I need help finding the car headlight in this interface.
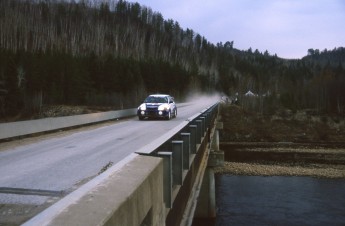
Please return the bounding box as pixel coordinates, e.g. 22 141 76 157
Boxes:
138 104 146 110
158 104 169 111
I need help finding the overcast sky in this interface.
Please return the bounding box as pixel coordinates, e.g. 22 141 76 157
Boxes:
132 0 345 59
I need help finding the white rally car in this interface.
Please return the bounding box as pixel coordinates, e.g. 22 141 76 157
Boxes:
137 94 177 120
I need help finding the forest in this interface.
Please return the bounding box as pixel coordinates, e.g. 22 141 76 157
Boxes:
0 0 344 121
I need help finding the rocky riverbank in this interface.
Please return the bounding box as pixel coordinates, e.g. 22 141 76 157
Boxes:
216 104 345 179
215 161 345 179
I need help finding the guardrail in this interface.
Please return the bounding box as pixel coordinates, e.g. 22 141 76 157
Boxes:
136 102 219 225
0 108 137 140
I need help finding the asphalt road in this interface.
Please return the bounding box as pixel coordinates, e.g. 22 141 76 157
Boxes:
0 98 218 209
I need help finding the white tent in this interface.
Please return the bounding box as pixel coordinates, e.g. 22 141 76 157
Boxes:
245 90 256 96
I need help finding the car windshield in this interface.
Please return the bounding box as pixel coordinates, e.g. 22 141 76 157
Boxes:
144 96 168 103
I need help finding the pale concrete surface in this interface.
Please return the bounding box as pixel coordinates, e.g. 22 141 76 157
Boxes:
23 155 166 226
0 108 136 140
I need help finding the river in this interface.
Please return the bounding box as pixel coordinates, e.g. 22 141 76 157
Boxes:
215 175 345 226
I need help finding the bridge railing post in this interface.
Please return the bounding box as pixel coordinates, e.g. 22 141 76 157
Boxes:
202 114 209 129
157 152 173 208
199 117 206 135
171 141 183 185
189 125 197 154
195 120 202 144
180 133 191 170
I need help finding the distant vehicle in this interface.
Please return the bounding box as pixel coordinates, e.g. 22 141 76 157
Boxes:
137 94 177 120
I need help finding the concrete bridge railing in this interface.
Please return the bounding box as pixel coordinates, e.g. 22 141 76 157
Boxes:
23 102 223 226
0 108 137 140
136 103 220 226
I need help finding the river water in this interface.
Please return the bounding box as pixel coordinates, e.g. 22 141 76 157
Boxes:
215 175 345 226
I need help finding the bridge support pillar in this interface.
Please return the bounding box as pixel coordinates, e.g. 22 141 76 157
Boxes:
194 167 216 219
194 121 224 223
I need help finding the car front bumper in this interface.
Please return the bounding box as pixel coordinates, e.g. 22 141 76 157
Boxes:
137 109 169 118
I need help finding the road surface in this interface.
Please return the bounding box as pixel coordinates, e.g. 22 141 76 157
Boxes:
0 98 218 224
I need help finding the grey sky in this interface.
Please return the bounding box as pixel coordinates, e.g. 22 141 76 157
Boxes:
132 0 345 59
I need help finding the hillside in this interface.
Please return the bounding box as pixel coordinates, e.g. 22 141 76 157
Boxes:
0 0 344 122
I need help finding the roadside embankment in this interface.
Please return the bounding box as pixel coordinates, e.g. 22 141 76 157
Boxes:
216 104 345 179
215 142 345 178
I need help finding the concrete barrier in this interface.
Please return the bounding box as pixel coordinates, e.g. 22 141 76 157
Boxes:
23 154 166 226
0 108 137 140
